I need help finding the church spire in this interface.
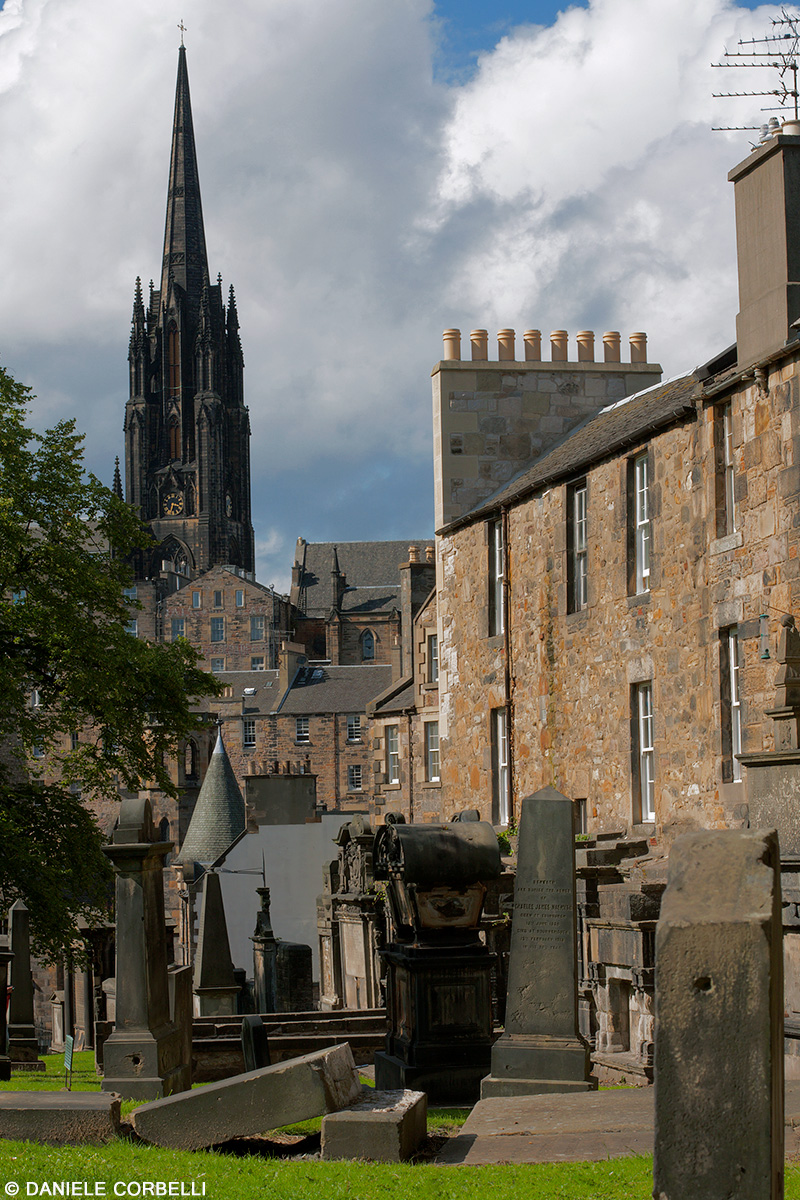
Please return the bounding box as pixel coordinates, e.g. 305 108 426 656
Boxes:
160 45 209 312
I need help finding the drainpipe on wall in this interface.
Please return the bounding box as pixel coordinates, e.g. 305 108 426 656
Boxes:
501 506 515 822
407 711 414 824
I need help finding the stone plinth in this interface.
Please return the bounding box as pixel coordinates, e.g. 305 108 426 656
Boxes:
321 1088 427 1162
375 942 494 1104
482 788 593 1098
653 828 783 1200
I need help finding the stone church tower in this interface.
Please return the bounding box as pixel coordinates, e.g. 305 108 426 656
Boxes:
124 46 255 578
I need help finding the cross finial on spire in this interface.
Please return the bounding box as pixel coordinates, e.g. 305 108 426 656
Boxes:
178 20 187 47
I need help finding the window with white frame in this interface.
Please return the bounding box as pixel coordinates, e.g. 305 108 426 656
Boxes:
296 717 310 743
123 586 138 601
243 717 256 748
250 614 265 641
171 617 185 641
425 721 440 783
386 724 400 784
348 764 363 791
210 657 224 673
192 591 201 608
632 453 651 595
126 618 139 637
427 633 439 683
721 626 742 783
347 714 362 743
251 656 265 671
488 518 504 636
633 681 655 821
716 402 737 538
210 616 225 643
492 708 510 826
235 589 245 608
567 480 588 613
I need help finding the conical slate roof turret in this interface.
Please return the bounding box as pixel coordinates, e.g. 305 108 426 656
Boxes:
175 725 246 867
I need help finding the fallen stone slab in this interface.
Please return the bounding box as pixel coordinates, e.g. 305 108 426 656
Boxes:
321 1088 427 1162
132 1042 360 1150
0 1092 121 1145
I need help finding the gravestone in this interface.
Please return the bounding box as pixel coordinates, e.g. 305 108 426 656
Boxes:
241 1014 270 1071
252 886 278 1012
193 872 238 1016
101 797 190 1100
481 787 594 1097
0 944 11 1082
653 828 784 1200
7 901 42 1067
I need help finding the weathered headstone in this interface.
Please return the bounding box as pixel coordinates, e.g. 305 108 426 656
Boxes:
0 944 12 1082
132 1042 361 1150
7 901 41 1067
241 1014 270 1072
101 797 190 1100
481 787 594 1097
193 871 238 1016
653 828 784 1200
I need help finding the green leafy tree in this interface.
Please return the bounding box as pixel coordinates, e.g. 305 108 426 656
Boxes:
0 364 220 961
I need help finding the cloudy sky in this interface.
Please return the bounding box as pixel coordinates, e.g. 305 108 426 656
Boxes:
0 0 772 589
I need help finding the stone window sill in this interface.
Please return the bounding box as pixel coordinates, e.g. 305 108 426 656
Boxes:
627 592 650 609
420 780 441 789
710 529 743 556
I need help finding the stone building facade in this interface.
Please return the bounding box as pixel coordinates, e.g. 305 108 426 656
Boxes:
428 127 800 1078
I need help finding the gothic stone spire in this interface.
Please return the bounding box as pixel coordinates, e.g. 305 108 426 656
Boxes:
160 45 209 313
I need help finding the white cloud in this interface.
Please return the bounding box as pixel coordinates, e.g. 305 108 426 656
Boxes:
0 0 781 584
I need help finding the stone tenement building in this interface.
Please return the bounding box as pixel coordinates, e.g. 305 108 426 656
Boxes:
427 124 800 1079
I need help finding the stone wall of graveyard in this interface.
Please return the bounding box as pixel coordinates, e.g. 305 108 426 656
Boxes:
437 355 800 844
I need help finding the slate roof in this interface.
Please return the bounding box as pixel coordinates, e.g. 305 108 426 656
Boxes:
277 664 394 714
174 726 247 866
441 373 699 533
294 540 434 617
368 676 416 715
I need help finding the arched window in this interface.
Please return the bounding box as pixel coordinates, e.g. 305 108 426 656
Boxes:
168 322 181 397
184 739 197 779
168 419 180 461
362 629 375 661
159 816 171 842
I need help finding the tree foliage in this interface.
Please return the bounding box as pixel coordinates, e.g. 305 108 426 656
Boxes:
0 364 220 961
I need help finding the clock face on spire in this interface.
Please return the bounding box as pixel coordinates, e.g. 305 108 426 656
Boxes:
163 490 184 517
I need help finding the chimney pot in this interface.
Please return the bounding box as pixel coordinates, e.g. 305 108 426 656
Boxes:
408 545 419 563
577 331 595 362
630 332 648 363
425 545 434 564
442 328 461 360
498 329 516 361
523 329 541 361
471 329 488 360
551 330 568 361
603 331 621 362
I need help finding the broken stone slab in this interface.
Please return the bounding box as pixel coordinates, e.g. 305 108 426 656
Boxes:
132 1042 360 1150
0 1092 121 1145
321 1088 427 1162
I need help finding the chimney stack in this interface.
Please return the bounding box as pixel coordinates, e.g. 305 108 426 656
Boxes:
729 126 800 367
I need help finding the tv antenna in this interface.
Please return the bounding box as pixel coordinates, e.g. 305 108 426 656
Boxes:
712 9 800 142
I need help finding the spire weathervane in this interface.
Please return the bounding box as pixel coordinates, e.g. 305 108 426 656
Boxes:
178 20 187 47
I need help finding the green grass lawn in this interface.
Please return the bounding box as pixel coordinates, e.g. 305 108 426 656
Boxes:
3 1054 800 1198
